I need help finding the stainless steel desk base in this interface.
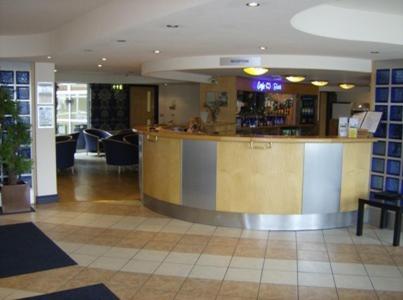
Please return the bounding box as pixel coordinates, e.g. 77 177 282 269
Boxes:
143 195 357 231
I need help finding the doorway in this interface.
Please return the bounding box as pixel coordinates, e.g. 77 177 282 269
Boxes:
129 86 158 126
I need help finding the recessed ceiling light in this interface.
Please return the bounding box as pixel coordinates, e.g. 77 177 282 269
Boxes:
285 75 305 83
97 64 103 68
47 56 52 59
243 67 268 76
246 2 260 7
116 39 126 43
166 24 179 28
370 51 379 54
259 46 267 51
101 57 107 61
53 69 57 73
153 50 161 54
339 83 355 90
311 80 328 87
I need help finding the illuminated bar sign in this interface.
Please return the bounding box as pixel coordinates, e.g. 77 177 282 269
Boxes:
255 80 283 92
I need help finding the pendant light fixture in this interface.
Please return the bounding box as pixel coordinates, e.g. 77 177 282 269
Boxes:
243 67 269 76
285 75 305 83
339 83 355 90
311 80 328 87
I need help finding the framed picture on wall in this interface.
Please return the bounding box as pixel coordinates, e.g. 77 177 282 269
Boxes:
206 91 228 107
37 82 54 104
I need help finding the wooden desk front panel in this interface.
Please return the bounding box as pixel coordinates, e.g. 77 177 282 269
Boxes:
143 136 182 205
216 142 304 214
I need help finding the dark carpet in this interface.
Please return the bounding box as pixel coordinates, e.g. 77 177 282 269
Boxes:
0 222 76 278
20 284 119 300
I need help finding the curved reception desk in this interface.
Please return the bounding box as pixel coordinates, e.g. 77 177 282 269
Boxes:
138 130 374 230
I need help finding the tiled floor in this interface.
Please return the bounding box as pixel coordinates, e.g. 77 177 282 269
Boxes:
1 200 403 300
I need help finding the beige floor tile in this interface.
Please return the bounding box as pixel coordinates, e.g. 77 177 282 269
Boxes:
69 253 98 266
298 272 335 288
104 282 139 300
267 240 297 250
365 264 402 277
4 289 42 299
297 242 327 251
261 270 297 285
165 251 200 264
144 240 176 251
230 256 264 269
337 288 378 300
187 224 216 236
74 244 111 256
89 256 129 271
371 276 403 292
203 244 235 256
331 262 367 275
133 287 176 300
377 290 403 299
121 259 160 274
359 253 395 265
264 259 297 272
334 274 373 290
219 280 259 298
154 262 193 277
134 249 169 262
175 294 217 300
328 250 362 263
208 237 239 247
108 271 150 288
224 268 261 283
298 286 338 300
143 275 185 292
179 278 222 297
196 254 232 267
241 230 268 240
265 248 297 260
269 232 296 241
102 246 139 259
173 243 205 254
180 234 211 245
258 283 297 299
234 245 266 258
298 261 332 273
298 250 329 262
189 265 227 280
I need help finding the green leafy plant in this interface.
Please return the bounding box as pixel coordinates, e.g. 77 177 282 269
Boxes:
0 87 32 185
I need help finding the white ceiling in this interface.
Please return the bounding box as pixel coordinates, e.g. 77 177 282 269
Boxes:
0 0 402 86
0 0 111 35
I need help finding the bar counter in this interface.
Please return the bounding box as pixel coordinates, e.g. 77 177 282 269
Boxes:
138 129 375 230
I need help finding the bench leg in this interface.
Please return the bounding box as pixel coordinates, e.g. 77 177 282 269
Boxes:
393 211 402 246
380 207 388 229
356 200 365 236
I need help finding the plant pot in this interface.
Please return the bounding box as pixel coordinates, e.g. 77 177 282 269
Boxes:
1 182 31 214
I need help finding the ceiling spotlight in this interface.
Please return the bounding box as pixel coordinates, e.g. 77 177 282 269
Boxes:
339 83 355 90
246 2 260 7
166 24 179 28
47 56 52 59
53 69 57 73
116 39 126 43
259 46 267 51
101 57 107 61
285 75 305 83
153 50 161 54
243 67 269 76
97 64 103 68
311 80 328 87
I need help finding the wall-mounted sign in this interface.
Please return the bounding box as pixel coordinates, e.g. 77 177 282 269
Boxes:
37 82 54 104
255 80 283 92
220 56 261 66
37 105 54 128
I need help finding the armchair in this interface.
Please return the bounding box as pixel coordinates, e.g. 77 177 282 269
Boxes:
83 128 112 156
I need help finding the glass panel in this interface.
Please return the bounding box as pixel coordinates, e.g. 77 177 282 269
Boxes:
371 175 383 190
392 68 403 84
385 177 399 192
375 105 388 121
387 160 401 176
376 69 390 85
388 142 402 158
374 122 386 138
390 106 402 121
388 124 402 139
56 83 88 134
373 141 386 156
372 158 385 173
375 87 389 103
391 87 403 103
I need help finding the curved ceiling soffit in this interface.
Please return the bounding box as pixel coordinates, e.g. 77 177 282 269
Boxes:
291 4 403 46
0 0 215 59
141 55 372 83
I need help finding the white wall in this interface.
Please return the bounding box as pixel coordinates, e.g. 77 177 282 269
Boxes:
336 87 370 104
158 83 200 125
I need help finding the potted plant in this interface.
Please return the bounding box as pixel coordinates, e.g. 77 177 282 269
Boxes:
0 86 32 213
